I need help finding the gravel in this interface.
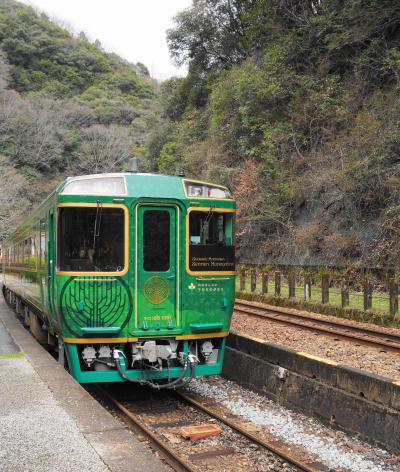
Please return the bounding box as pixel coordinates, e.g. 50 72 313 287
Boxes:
231 310 400 378
119 387 294 471
186 377 399 472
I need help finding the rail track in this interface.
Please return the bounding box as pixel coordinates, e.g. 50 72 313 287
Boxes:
235 299 400 353
95 384 322 472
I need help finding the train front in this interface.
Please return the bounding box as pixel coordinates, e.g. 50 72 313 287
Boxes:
56 174 235 385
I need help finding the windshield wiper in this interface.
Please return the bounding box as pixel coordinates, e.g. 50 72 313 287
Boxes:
200 205 216 244
92 200 103 253
205 204 216 224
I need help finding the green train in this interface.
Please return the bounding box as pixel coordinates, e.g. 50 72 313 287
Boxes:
2 172 236 386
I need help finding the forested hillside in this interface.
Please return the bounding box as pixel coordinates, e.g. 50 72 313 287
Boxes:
155 0 400 267
1 0 400 268
0 0 157 240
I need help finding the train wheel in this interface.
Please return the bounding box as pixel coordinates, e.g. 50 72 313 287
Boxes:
29 311 48 344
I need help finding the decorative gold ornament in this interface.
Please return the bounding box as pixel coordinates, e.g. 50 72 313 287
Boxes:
143 276 170 304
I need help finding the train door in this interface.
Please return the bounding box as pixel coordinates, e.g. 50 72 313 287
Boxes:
136 204 180 331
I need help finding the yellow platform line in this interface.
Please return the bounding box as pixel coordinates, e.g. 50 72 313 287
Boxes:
297 351 338 366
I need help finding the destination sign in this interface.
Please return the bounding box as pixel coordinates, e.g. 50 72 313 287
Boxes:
189 245 235 272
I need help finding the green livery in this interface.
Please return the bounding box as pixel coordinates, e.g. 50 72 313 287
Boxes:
2 173 236 386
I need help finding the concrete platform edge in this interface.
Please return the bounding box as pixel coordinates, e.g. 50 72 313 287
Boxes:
224 331 400 452
0 300 169 472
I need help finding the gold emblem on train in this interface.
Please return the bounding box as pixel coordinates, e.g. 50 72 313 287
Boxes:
143 276 170 304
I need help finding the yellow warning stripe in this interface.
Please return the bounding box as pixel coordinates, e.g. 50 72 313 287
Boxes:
175 332 229 340
63 331 229 344
296 351 338 366
238 332 267 344
63 337 138 344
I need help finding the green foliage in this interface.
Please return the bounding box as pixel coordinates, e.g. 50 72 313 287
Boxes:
167 0 253 72
209 45 293 160
158 140 181 174
0 0 158 241
0 0 154 101
161 0 400 266
145 123 177 172
160 77 188 121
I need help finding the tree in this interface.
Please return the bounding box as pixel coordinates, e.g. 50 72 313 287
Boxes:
158 140 181 174
0 93 66 172
0 51 10 91
135 62 150 77
0 155 29 241
159 77 188 121
167 0 256 72
73 124 133 174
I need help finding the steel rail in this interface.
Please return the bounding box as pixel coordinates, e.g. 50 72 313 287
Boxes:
96 384 319 472
177 391 318 472
235 299 400 353
93 386 197 472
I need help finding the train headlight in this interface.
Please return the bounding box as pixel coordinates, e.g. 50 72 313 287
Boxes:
185 180 232 199
188 185 203 197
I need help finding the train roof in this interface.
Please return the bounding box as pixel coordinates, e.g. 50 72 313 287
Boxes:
3 173 234 245
57 173 233 200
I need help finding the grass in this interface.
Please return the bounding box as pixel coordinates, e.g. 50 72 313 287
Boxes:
0 351 24 359
236 279 391 314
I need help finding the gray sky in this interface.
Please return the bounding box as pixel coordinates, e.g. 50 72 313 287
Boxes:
20 0 191 81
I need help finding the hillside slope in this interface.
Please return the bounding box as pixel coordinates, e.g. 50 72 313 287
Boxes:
0 0 158 239
153 0 400 267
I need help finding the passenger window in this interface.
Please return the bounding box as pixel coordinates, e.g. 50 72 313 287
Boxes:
143 210 170 272
39 219 46 267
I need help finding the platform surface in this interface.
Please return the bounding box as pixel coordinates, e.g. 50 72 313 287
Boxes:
0 318 18 355
0 297 169 472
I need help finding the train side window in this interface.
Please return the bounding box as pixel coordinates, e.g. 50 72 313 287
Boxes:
39 219 46 267
143 210 170 272
8 247 13 268
23 239 30 266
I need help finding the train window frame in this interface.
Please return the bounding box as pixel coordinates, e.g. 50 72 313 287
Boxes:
186 207 235 276
56 203 129 276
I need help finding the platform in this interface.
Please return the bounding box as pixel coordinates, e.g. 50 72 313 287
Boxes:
0 297 169 472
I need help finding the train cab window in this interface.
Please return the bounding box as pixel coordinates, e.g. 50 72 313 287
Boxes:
143 210 170 272
188 210 235 272
58 206 125 273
